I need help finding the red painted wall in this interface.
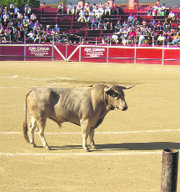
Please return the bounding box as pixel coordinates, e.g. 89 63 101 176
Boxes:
0 44 179 65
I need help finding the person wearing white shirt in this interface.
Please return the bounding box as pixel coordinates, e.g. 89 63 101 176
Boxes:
84 2 90 16
67 3 74 15
75 4 81 15
105 2 111 15
77 9 87 22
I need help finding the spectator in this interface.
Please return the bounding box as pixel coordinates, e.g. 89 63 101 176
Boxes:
119 27 128 46
34 33 41 43
3 28 10 43
16 21 22 29
2 11 10 21
155 21 162 31
171 32 180 45
157 33 165 45
14 6 20 18
122 20 128 28
27 30 35 42
0 27 4 42
102 34 110 44
17 12 23 22
104 18 112 30
138 31 145 46
24 4 31 17
23 15 30 27
12 27 18 42
111 33 119 44
87 10 95 22
92 3 97 13
112 2 119 15
156 5 162 16
34 20 40 30
9 3 14 18
147 5 152 16
91 16 98 30
98 2 104 16
46 25 52 33
98 18 106 29
77 9 87 22
54 24 60 31
168 10 175 22
105 2 111 15
114 20 121 32
84 2 90 16
67 3 75 15
161 3 166 16
152 4 158 16
128 29 136 45
151 19 156 30
96 7 103 20
163 19 171 34
127 13 135 26
30 13 37 23
75 4 81 15
58 2 64 14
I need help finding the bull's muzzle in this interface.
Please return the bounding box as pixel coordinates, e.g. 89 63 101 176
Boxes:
121 105 128 111
118 100 128 111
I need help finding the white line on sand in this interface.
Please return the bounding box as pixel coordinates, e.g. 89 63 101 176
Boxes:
0 129 179 136
0 151 162 157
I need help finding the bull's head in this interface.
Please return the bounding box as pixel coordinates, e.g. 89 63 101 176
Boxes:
104 85 135 111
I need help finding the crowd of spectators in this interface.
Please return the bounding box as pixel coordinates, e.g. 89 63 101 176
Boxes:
0 1 179 46
0 4 68 44
104 13 180 46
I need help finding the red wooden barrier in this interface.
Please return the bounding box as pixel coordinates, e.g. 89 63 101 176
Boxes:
0 44 180 65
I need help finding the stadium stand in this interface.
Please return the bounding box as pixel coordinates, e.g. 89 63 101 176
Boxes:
0 2 179 46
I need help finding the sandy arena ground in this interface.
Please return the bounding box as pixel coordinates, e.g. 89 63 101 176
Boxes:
0 61 180 192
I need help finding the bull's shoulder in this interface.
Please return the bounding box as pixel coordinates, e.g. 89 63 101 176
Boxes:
90 84 107 100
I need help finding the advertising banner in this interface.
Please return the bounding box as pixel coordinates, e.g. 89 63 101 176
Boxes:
82 47 107 58
26 46 52 57
81 46 107 62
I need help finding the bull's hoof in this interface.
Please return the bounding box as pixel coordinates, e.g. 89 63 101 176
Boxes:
43 145 50 150
84 147 90 152
31 143 37 148
90 145 96 149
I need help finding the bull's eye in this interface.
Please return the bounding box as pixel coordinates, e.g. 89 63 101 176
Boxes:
112 92 119 98
106 90 119 98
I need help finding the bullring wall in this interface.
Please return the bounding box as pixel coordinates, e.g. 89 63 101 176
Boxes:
0 44 179 65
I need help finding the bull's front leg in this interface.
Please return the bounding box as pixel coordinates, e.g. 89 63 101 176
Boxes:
80 119 90 152
89 128 96 149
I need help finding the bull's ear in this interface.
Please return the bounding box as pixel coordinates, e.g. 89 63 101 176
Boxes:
121 84 136 89
104 86 113 93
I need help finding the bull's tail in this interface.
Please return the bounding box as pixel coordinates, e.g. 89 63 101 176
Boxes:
23 91 30 143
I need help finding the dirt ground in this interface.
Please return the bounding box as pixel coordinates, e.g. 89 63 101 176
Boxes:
0 61 180 192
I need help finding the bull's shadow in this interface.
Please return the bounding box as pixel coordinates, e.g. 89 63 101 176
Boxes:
49 142 180 151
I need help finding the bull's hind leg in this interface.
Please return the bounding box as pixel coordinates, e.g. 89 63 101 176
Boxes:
89 129 96 149
28 116 37 147
37 118 49 149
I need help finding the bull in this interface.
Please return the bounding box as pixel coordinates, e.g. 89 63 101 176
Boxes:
23 84 134 151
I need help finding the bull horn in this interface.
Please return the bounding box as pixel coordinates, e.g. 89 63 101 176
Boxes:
121 84 136 89
104 86 113 93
